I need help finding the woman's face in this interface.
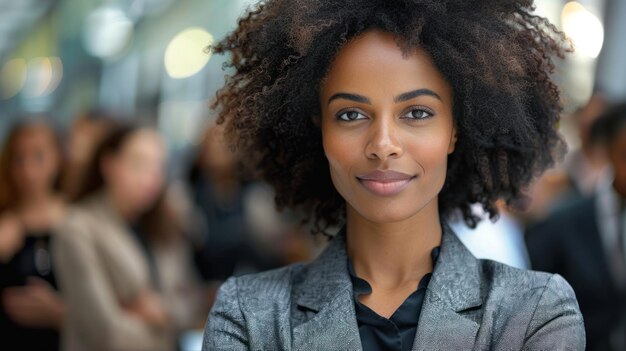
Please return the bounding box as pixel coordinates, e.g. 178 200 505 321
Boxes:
103 129 166 214
320 30 456 224
11 125 61 196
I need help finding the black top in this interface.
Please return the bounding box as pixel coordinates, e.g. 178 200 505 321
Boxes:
347 246 441 351
0 232 60 351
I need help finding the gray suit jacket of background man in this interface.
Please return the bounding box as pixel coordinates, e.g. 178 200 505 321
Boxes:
203 222 585 350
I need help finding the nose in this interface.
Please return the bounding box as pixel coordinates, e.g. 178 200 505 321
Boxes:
365 117 403 160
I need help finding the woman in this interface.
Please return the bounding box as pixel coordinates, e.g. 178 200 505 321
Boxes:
61 110 115 200
203 0 585 350
0 121 66 351
52 123 174 351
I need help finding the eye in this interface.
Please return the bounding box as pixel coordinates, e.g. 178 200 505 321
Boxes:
337 110 367 121
401 107 434 120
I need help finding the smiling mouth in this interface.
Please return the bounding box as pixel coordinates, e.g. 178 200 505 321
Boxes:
357 171 417 196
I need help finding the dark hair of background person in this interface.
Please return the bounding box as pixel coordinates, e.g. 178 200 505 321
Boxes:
71 123 180 243
187 125 253 185
209 0 572 236
0 119 64 214
61 109 118 200
591 103 626 147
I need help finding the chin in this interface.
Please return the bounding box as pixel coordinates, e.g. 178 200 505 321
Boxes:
346 190 439 224
351 202 425 224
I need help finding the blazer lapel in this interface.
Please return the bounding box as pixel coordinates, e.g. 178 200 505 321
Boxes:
412 222 482 350
292 222 483 350
291 226 363 350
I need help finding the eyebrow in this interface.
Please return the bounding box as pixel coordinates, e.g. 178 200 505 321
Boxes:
327 89 442 105
327 93 370 105
394 89 442 103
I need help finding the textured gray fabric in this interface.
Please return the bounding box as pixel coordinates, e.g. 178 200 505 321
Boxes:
203 223 585 350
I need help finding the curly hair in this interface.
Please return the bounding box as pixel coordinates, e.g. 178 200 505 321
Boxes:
210 0 572 235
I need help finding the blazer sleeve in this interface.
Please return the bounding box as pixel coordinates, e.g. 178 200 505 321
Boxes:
202 276 249 350
52 213 168 351
522 273 586 350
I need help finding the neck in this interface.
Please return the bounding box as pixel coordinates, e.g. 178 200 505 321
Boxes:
345 199 443 289
18 189 55 209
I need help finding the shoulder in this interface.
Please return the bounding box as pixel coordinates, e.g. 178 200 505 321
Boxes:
215 262 306 303
525 196 596 259
204 263 308 350
477 256 555 288
475 259 585 347
527 195 594 234
56 205 94 238
477 257 578 304
53 197 113 248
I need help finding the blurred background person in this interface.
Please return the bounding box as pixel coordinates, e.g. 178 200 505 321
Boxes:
52 123 175 351
187 122 265 282
61 110 115 200
526 102 626 351
522 92 611 223
141 182 209 339
187 122 316 305
562 92 610 197
0 120 66 351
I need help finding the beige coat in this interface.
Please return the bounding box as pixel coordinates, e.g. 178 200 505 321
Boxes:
52 192 174 351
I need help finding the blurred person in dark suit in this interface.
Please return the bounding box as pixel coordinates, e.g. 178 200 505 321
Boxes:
0 120 67 351
526 102 626 351
562 92 609 196
187 123 261 283
52 123 175 351
519 93 609 226
188 124 310 275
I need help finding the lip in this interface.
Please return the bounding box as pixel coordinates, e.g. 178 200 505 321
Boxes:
356 170 416 196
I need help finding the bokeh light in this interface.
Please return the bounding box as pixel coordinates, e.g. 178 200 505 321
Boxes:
562 1 604 58
164 27 213 79
0 58 28 100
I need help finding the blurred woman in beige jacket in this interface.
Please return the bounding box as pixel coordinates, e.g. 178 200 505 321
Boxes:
52 124 174 351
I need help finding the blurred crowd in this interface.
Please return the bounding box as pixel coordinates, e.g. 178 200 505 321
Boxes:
2 95 626 351
0 111 318 351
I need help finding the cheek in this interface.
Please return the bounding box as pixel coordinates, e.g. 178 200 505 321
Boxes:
41 154 60 180
322 129 358 192
407 131 451 173
414 146 450 200
111 167 134 194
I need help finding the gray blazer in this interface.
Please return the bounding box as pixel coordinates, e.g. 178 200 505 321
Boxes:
203 223 585 350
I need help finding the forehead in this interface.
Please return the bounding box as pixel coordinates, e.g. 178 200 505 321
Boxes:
14 126 55 148
321 30 452 103
120 130 164 156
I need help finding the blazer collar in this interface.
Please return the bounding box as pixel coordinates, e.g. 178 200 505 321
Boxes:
292 221 483 350
292 225 361 349
424 221 482 312
293 225 352 313
411 221 482 349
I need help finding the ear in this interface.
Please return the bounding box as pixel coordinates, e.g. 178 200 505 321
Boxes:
448 126 458 154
